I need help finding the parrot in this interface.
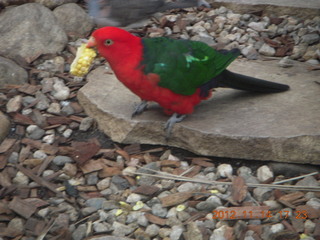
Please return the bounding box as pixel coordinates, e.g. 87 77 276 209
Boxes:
87 0 211 27
86 27 290 138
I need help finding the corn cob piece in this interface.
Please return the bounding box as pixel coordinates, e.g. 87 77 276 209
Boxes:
70 43 97 77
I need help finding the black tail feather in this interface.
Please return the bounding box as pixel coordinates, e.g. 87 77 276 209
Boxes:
218 70 290 93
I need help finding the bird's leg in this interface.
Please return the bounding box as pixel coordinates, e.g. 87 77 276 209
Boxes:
164 113 187 139
131 100 148 118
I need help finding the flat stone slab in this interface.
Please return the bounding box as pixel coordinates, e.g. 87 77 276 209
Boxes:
77 59 320 164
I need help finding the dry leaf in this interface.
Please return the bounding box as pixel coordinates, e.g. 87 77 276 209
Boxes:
160 192 193 207
231 176 248 204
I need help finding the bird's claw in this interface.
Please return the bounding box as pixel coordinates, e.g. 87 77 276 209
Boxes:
164 113 186 140
131 100 148 118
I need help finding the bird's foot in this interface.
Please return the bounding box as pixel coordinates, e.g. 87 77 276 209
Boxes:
164 113 186 140
131 100 148 118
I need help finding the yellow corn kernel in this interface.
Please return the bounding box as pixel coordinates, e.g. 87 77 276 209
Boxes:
70 43 97 77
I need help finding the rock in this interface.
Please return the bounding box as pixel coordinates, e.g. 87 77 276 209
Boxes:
177 182 201 192
93 221 113 233
63 163 77 177
12 171 29 185
170 225 184 240
53 155 73 166
217 164 233 178
112 221 136 237
296 176 319 187
53 3 94 38
278 56 295 68
86 172 99 185
0 3 67 62
253 188 273 202
6 95 22 113
37 56 65 74
256 165 274 182
152 203 168 218
307 198 320 210
4 217 25 237
78 48 320 165
52 79 70 100
186 222 203 240
61 103 75 116
34 0 77 9
126 193 142 203
33 150 47 159
306 59 319 65
62 129 73 138
270 223 284 234
43 134 55 144
79 117 94 131
0 111 10 143
102 200 119 210
0 57 28 87
35 91 50 110
259 43 276 56
248 22 268 32
291 44 308 59
72 223 87 240
241 45 259 60
111 175 130 190
145 224 160 237
301 33 320 45
210 225 228 240
85 198 106 210
41 77 54 93
26 125 45 140
47 102 61 114
97 178 111 190
8 152 19 164
196 196 222 211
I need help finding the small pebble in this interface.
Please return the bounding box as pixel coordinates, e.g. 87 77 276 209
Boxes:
79 117 94 131
53 155 73 166
217 164 233 178
256 165 274 182
26 125 45 140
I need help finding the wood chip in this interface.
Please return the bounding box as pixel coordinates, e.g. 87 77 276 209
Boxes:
25 217 46 236
8 196 37 218
24 198 49 208
18 84 41 95
98 166 122 178
144 213 167 226
231 176 248 204
71 141 101 165
278 192 307 208
295 205 320 219
11 112 35 125
80 159 104 174
191 157 215 167
116 148 130 161
160 192 193 207
16 164 60 195
46 116 73 125
0 138 17 153
77 185 98 192
21 138 42 149
133 185 160 196
160 160 181 168
212 206 270 220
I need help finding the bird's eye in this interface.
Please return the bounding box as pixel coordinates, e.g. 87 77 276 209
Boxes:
104 39 113 46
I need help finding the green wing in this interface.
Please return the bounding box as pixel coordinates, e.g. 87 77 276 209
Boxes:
140 38 240 96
